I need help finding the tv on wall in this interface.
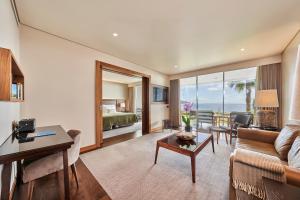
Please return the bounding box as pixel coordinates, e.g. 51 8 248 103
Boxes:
152 85 168 104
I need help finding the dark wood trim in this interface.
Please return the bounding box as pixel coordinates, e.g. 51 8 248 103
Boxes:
91 61 151 150
142 76 151 133
99 61 150 78
0 47 24 102
62 150 70 200
151 126 163 133
80 144 99 154
95 61 102 147
1 163 12 200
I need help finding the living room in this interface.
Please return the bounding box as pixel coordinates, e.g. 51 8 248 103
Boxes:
0 0 300 200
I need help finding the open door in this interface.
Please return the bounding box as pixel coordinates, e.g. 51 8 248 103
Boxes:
95 61 151 148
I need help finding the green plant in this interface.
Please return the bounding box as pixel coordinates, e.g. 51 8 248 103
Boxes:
229 80 256 112
182 114 191 127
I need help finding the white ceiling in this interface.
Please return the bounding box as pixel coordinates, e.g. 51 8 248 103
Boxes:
16 0 300 75
103 70 141 84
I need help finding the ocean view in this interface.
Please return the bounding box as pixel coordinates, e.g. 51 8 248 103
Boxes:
181 103 253 113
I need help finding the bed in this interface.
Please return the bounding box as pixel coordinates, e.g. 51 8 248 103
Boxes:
102 100 138 131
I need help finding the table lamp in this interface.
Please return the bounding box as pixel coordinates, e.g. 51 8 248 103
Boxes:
255 89 279 128
120 102 126 108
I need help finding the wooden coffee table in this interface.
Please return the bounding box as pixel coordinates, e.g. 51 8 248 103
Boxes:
154 132 214 183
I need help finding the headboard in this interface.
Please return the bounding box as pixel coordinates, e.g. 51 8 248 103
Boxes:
102 99 126 112
102 99 117 106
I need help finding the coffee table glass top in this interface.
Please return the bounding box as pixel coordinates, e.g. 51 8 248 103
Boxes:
158 133 211 152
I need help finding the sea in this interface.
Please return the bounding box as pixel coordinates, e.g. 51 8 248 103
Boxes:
181 103 252 113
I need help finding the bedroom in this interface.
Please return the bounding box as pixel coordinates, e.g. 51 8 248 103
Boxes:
102 70 143 143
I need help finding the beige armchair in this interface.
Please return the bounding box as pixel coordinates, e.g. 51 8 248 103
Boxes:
229 125 300 200
22 130 81 194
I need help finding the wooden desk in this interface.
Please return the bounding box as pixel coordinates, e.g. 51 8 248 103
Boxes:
0 125 74 200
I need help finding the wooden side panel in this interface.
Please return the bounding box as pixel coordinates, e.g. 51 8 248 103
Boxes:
95 61 103 146
0 49 11 101
142 76 151 134
101 61 150 78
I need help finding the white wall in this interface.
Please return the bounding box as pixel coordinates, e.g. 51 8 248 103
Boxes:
135 85 142 109
0 0 21 145
103 81 128 100
20 25 169 147
0 0 21 194
282 31 300 125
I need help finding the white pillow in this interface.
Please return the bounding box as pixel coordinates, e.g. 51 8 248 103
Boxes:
103 105 116 113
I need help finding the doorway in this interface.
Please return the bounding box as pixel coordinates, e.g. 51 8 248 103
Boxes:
95 61 151 147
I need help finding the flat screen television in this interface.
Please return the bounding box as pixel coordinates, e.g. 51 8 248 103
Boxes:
152 85 168 103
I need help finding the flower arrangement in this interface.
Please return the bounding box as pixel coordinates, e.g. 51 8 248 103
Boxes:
182 102 193 132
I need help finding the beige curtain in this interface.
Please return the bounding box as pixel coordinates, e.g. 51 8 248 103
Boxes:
256 63 282 127
127 87 135 112
169 79 180 128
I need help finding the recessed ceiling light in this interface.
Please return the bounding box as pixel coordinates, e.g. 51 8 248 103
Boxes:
174 65 178 68
112 33 118 37
240 48 245 52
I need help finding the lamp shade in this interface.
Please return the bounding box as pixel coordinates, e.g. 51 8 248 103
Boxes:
120 102 126 108
255 89 279 108
290 45 300 123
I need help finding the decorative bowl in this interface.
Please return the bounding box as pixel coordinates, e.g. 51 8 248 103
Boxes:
175 131 196 140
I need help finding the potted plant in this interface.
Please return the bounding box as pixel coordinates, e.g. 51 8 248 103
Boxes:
182 102 193 132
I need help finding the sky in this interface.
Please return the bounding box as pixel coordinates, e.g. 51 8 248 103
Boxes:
181 82 256 104
180 67 257 106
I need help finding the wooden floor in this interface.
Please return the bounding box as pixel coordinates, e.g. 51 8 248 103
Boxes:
13 131 144 200
13 159 111 200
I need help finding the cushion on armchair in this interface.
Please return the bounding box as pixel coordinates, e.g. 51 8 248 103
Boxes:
288 136 300 168
274 125 300 160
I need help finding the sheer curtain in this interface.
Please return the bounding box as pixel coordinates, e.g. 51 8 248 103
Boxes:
256 63 282 127
169 79 180 128
290 46 300 124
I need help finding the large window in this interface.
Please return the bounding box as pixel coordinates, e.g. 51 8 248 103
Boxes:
198 73 223 114
180 67 257 128
224 68 256 113
180 77 197 127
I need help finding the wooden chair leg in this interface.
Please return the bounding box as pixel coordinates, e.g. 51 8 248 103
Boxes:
224 132 228 144
230 130 232 144
71 163 79 188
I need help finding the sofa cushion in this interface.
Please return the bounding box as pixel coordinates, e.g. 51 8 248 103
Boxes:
236 138 280 158
288 136 300 169
274 125 300 160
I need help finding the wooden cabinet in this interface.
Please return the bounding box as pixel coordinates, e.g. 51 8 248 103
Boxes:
0 47 24 102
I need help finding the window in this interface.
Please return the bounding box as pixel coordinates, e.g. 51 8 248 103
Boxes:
224 68 257 113
180 77 197 127
179 67 257 128
198 73 223 114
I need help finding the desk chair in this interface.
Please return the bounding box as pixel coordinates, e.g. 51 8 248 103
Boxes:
22 130 81 198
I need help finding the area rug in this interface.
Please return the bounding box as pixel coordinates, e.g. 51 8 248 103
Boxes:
81 132 232 200
103 122 142 139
